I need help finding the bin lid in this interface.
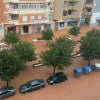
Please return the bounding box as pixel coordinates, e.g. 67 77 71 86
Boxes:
83 66 91 71
74 68 82 73
94 63 100 68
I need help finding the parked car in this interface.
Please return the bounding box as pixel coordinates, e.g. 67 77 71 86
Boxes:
0 86 16 100
19 79 45 93
47 72 68 85
72 53 81 58
66 35 72 40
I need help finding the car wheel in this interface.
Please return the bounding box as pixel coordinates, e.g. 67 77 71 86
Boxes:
52 83 55 85
25 91 28 94
64 79 67 81
40 87 43 90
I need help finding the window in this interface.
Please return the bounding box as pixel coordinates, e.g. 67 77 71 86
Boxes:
45 13 49 20
6 4 9 8
23 16 27 21
0 25 2 30
38 15 42 19
32 84 39 87
49 13 52 19
20 3 45 10
31 16 35 19
11 15 16 20
7 16 10 20
20 3 28 10
60 22 64 27
0 91 10 96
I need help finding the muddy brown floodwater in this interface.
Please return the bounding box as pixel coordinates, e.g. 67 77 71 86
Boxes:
0 26 100 100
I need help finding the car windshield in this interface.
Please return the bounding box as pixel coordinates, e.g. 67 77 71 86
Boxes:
50 75 57 80
26 82 31 88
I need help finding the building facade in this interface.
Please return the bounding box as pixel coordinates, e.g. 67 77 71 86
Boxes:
0 0 54 36
81 0 94 26
90 0 100 26
0 0 94 37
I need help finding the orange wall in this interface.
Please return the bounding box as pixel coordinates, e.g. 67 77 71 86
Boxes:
19 13 45 23
0 0 4 23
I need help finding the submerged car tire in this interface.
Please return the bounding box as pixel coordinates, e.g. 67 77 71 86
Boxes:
52 83 55 85
40 87 43 90
64 78 67 81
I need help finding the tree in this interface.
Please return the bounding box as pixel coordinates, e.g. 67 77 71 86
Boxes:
12 41 36 63
0 49 25 87
40 36 74 74
80 36 100 66
86 28 100 37
42 29 54 45
69 26 81 41
4 31 20 47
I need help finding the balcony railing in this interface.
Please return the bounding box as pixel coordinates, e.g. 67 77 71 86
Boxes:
68 6 78 10
84 12 92 15
67 14 77 18
85 4 93 8
62 16 67 20
63 6 68 10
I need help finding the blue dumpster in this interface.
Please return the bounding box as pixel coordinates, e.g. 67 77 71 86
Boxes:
74 68 82 78
82 66 91 75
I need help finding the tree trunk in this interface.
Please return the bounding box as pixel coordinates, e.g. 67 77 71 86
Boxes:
88 59 91 66
7 81 9 87
53 68 56 75
73 35 75 41
46 41 47 46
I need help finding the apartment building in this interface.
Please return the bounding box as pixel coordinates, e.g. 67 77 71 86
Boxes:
53 0 94 30
82 0 94 26
0 0 54 37
53 0 85 30
0 0 94 36
90 0 100 26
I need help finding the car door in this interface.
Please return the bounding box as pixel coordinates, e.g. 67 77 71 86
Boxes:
59 76 65 82
55 77 60 83
0 91 11 99
31 84 40 91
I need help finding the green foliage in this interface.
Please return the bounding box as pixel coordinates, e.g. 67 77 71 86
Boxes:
0 49 25 86
40 36 74 74
42 29 54 41
12 41 36 63
80 36 100 66
86 28 100 37
4 31 20 44
69 26 81 40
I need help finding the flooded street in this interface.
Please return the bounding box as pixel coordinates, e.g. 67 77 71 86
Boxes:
1 26 100 100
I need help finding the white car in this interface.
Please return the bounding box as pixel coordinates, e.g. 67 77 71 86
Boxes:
72 53 81 58
33 38 43 42
66 35 72 40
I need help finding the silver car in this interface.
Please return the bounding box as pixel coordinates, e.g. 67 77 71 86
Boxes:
0 86 16 100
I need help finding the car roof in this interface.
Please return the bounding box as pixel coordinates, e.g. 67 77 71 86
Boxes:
55 72 65 77
0 86 14 94
30 79 42 85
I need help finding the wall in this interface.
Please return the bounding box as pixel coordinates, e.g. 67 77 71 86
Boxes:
90 13 100 26
0 23 5 37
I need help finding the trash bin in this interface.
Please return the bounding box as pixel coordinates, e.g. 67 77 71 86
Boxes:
92 63 100 72
74 68 82 78
82 66 91 75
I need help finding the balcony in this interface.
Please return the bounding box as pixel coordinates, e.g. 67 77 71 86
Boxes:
69 0 79 2
63 7 68 11
67 14 78 18
68 6 78 10
64 0 69 1
8 9 19 14
62 16 67 20
9 20 19 25
86 4 93 8
8 0 19 2
84 12 92 15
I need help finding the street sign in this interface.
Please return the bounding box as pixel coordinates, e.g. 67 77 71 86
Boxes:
80 18 82 21
66 19 69 22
